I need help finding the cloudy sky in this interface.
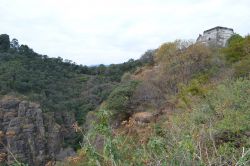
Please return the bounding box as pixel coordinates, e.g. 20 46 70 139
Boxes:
0 0 250 65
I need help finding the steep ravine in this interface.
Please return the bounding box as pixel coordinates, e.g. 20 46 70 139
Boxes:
0 98 76 165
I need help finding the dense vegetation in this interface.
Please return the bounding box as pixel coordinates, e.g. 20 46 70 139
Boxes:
1 33 249 165
0 34 151 124
62 35 250 166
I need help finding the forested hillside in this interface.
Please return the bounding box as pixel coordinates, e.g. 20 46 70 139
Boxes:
64 35 250 166
0 34 151 123
0 33 249 166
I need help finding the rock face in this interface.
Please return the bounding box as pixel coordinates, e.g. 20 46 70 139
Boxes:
0 98 76 166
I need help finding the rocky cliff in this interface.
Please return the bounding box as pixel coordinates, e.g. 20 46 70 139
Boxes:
0 98 76 166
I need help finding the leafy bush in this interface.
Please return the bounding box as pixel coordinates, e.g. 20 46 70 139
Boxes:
153 41 215 97
223 34 250 63
106 81 140 115
233 54 250 77
154 41 178 63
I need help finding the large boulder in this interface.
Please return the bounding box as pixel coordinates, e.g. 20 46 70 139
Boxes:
132 112 154 123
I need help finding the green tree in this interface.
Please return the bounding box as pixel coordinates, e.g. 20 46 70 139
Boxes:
223 34 245 63
0 34 10 52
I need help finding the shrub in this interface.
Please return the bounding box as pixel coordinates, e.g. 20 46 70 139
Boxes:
233 54 250 77
223 34 250 63
121 72 132 82
105 80 140 115
154 41 178 63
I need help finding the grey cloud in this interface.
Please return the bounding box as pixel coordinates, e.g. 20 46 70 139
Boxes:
0 0 250 65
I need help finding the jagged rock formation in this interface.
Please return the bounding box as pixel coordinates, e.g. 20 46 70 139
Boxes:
196 26 234 47
0 98 76 166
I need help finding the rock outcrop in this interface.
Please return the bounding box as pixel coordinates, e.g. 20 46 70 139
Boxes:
0 98 76 166
132 112 154 123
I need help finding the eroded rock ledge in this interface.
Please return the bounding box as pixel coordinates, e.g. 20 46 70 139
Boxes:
0 98 76 166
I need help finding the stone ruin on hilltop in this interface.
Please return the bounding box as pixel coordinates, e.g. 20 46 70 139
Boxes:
196 26 234 47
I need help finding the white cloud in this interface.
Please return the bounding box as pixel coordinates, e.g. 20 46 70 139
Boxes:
0 0 250 65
